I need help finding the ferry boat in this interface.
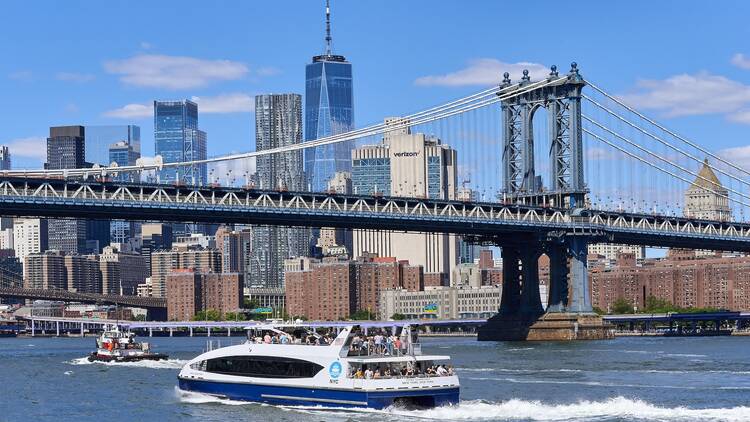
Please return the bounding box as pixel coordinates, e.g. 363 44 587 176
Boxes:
88 327 168 362
178 324 460 409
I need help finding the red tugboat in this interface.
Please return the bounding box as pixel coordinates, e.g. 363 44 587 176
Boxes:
88 327 168 362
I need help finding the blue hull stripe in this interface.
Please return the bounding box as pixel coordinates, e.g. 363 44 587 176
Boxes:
178 378 459 409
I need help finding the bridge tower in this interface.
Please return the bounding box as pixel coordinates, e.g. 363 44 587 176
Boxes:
480 63 611 341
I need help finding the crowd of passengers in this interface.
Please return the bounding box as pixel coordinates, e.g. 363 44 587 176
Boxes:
249 331 335 345
349 331 411 356
349 362 454 379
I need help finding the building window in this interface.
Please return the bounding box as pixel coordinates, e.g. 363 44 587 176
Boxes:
203 355 323 378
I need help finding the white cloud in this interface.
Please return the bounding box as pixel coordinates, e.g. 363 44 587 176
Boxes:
415 59 551 87
103 103 152 119
718 145 750 171
254 67 280 77
103 54 248 90
8 70 33 81
140 41 153 50
728 109 750 124
56 72 95 83
731 53 750 70
191 93 254 113
617 72 750 118
4 137 47 161
208 157 256 185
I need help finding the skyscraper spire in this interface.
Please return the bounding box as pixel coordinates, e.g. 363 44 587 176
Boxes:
325 0 332 56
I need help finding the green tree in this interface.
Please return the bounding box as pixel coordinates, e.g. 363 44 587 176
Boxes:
349 310 376 320
591 306 605 315
192 309 221 321
611 298 634 314
390 313 407 320
223 312 247 321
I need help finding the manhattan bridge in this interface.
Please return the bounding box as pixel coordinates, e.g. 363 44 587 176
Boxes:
2 63 749 340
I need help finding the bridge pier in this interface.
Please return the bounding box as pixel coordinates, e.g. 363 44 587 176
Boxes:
478 237 613 341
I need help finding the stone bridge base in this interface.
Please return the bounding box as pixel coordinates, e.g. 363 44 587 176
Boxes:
477 312 614 341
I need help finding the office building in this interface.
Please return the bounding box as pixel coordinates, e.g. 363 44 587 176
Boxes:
250 94 307 289
141 223 173 272
99 245 149 295
379 286 503 320
304 0 355 192
108 137 142 244
684 159 731 222
316 171 353 255
351 118 459 284
588 244 646 261
24 250 67 290
65 254 101 294
0 145 10 170
285 254 424 320
150 247 221 298
85 125 141 167
13 219 48 271
166 270 243 321
215 226 252 274
46 126 109 254
154 100 207 185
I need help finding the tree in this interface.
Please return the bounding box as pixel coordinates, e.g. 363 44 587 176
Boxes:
223 312 247 321
133 314 146 321
611 298 634 314
349 310 376 320
591 307 605 315
390 313 407 320
192 309 221 321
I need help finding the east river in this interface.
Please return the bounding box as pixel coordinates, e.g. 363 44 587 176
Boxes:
1 335 749 421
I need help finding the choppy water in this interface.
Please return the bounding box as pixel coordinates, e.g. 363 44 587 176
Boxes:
1 335 749 421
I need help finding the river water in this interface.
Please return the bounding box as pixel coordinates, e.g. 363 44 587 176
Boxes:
1 335 749 421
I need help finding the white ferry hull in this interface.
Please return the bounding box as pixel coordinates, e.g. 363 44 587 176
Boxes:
177 377 459 409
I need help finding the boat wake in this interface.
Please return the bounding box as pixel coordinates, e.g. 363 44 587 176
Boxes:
174 387 249 406
175 391 750 421
384 397 750 421
67 357 187 369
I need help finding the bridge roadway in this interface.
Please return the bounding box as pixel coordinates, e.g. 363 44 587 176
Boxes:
0 287 166 309
1 177 750 251
17 316 486 337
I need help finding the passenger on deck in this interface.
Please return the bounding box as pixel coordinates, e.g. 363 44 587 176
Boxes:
436 365 448 376
364 367 374 379
263 333 271 344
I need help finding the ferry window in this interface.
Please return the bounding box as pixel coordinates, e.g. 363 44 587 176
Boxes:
205 356 323 378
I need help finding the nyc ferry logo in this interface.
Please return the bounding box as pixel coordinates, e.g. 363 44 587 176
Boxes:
329 361 342 379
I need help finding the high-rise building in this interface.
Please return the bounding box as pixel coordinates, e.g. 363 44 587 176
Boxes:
165 270 243 321
215 226 251 274
317 171 353 255
24 250 66 290
351 118 459 284
304 0 355 192
150 247 221 298
154 100 207 185
99 245 149 295
85 125 141 167
0 145 10 170
65 254 101 293
46 126 109 254
250 94 307 289
141 223 173 272
684 159 731 222
13 219 48 270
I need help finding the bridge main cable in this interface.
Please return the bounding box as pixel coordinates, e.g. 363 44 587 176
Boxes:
0 76 567 179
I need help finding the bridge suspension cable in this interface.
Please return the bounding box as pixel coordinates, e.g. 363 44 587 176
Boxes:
0 76 567 179
583 92 750 191
582 115 750 206
583 129 750 209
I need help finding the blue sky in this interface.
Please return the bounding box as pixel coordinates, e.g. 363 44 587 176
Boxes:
2 0 750 170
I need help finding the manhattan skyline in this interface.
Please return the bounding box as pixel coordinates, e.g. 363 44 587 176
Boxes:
1 0 749 172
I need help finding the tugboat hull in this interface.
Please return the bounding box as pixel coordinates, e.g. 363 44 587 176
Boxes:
88 352 169 363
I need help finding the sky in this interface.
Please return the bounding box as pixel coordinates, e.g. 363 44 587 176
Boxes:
1 0 750 171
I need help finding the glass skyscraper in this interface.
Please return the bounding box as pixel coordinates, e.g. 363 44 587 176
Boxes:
154 100 207 185
304 2 354 192
85 125 141 166
250 94 308 289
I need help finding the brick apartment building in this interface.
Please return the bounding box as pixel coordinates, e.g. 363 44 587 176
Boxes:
166 270 243 321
